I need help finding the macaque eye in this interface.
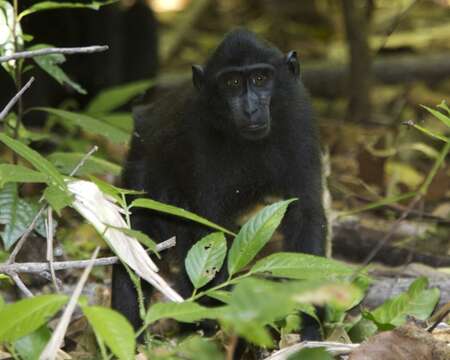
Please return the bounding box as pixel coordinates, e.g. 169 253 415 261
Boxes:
225 75 242 88
252 73 268 86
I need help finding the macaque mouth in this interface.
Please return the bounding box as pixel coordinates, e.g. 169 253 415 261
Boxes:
241 123 268 132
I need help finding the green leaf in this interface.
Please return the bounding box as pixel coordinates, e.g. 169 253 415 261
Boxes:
82 306 135 360
107 225 158 256
34 108 129 144
288 347 334 360
132 198 234 236
176 336 225 360
250 252 355 280
185 232 227 289
218 278 296 347
369 277 440 328
14 326 51 360
0 164 48 187
225 278 295 324
437 101 450 115
97 113 133 132
29 44 86 94
48 152 121 176
0 133 67 190
145 302 219 325
207 290 231 304
0 295 67 342
227 199 296 275
348 318 377 343
18 1 107 20
89 176 144 204
86 80 152 113
43 184 73 215
412 123 449 143
422 105 450 128
0 184 47 249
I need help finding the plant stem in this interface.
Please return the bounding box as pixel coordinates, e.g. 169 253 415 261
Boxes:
12 0 23 164
189 272 251 301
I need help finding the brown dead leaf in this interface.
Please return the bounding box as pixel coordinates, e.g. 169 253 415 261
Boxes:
349 323 450 360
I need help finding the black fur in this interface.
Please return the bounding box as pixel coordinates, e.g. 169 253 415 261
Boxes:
112 29 327 334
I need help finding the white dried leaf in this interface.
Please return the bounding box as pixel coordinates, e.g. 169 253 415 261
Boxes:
67 180 183 302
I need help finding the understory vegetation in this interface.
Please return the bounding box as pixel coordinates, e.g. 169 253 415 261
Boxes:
0 1 449 359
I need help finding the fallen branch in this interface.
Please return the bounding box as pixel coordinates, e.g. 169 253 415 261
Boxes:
0 237 175 275
157 52 450 99
265 341 359 359
0 45 109 63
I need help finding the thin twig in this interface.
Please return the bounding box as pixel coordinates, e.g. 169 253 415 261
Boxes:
69 145 98 176
0 237 176 274
46 207 59 292
0 77 34 121
7 206 46 264
351 138 450 279
351 195 421 281
40 247 100 360
10 272 33 298
0 45 109 63
7 147 99 265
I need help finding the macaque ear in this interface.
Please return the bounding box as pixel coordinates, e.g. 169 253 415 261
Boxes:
285 51 300 77
192 65 205 90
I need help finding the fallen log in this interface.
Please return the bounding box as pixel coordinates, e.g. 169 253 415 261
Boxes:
157 52 450 99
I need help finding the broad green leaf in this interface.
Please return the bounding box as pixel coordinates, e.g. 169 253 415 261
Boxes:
228 199 295 275
34 108 129 144
86 80 152 113
0 164 48 187
145 302 219 325
369 277 440 328
43 184 73 215
224 278 295 324
348 318 377 343
0 183 47 249
29 44 86 94
132 198 234 236
422 105 450 128
185 232 227 289
176 336 225 360
97 113 133 132
227 320 273 348
48 152 121 176
218 278 295 347
89 176 144 204
14 326 51 360
0 133 67 190
251 252 354 280
82 306 135 360
288 347 334 360
106 225 158 256
0 295 67 342
19 1 107 19
207 290 231 304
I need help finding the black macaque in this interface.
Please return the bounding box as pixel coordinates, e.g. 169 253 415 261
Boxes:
112 29 327 342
